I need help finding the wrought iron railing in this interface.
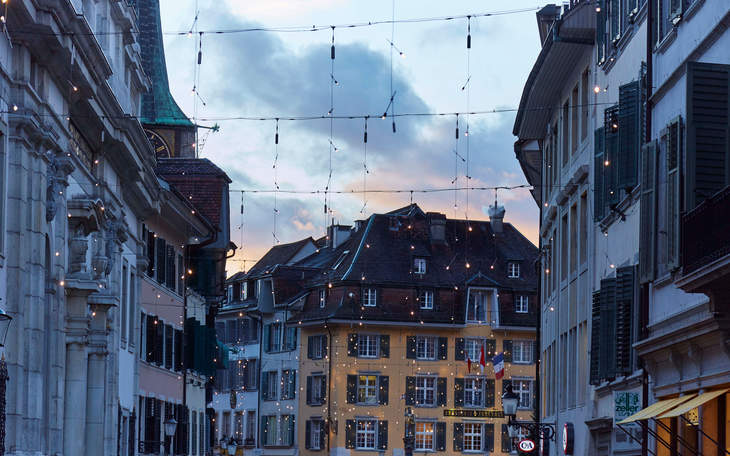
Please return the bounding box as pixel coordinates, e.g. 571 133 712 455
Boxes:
682 185 730 274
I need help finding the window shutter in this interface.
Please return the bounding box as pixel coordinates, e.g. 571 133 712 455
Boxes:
261 371 269 400
306 376 313 405
379 335 390 358
406 336 417 359
454 378 464 407
485 423 495 452
501 424 511 453
453 423 464 452
615 266 636 375
438 337 448 360
599 278 617 381
346 375 357 404
128 411 136 456
503 340 513 363
146 230 155 276
605 105 620 206
305 420 312 450
165 245 175 289
405 376 416 406
155 319 163 365
667 119 682 270
436 422 446 451
502 379 512 396
379 375 389 405
261 417 267 447
263 325 270 353
289 371 297 399
639 142 657 283
288 416 295 447
319 420 326 450
618 80 641 190
437 377 447 406
345 420 356 448
610 0 619 40
164 325 173 369
322 335 328 358
321 375 327 403
307 336 313 359
686 62 730 210
377 421 388 450
156 238 166 283
455 338 465 361
486 339 496 361
485 379 495 407
347 333 356 357
596 0 606 64
590 290 602 385
594 127 606 221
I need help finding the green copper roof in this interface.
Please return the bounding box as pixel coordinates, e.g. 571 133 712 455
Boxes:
136 0 193 127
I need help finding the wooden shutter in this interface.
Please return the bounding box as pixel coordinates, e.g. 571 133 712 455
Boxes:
347 333 356 356
263 325 270 353
306 376 313 405
639 141 657 283
406 336 417 359
618 80 641 190
305 420 312 449
485 379 495 407
437 377 447 406
405 376 416 405
590 290 602 385
436 422 446 451
345 420 356 449
615 266 636 375
599 278 617 381
287 327 297 351
379 376 389 405
377 421 388 450
503 340 513 363
605 105 620 206
667 119 682 270
438 337 448 360
321 375 328 403
128 411 136 456
594 127 606 221
346 375 357 404
502 379 512 396
610 0 619 40
155 238 166 283
165 245 175 289
261 371 269 400
307 336 313 359
501 424 511 453
453 423 464 451
596 0 606 64
485 423 495 452
288 416 295 447
379 335 390 358
319 420 326 450
155 319 163 365
455 338 465 360
454 378 464 407
321 335 328 358
146 230 155 276
686 62 730 210
289 371 297 399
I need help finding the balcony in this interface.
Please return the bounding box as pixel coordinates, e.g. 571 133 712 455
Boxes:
678 185 730 297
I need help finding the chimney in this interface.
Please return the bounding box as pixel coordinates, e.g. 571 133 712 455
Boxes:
327 224 352 249
488 202 506 233
426 212 447 243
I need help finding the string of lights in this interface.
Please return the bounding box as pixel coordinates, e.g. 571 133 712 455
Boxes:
231 184 532 195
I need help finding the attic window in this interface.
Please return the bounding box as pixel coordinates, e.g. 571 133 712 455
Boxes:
389 216 401 231
508 262 520 279
332 250 350 270
414 258 427 275
363 288 377 307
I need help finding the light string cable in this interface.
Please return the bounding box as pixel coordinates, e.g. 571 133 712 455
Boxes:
325 26 337 230
361 116 369 213
453 113 462 218
464 15 473 269
389 0 397 133
191 0 201 157
239 190 246 271
273 119 280 245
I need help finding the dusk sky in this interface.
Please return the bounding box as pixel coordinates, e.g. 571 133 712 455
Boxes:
158 0 546 273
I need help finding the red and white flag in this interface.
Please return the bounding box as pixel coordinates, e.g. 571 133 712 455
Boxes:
479 343 486 374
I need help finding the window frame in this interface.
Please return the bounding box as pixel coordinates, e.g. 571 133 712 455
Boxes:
416 336 437 361
463 422 484 452
319 289 326 308
415 375 437 407
414 257 427 275
419 290 434 310
513 378 533 409
513 340 534 364
355 418 378 450
463 377 485 408
515 295 529 314
466 289 489 322
357 374 379 405
415 421 435 451
311 375 326 404
464 338 485 363
310 419 322 450
357 334 379 358
507 262 520 278
265 371 278 401
363 288 377 307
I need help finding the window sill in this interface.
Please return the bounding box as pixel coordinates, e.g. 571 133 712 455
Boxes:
654 27 678 55
307 401 326 407
355 402 380 407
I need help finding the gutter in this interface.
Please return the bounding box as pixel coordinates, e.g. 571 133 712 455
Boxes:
341 215 374 280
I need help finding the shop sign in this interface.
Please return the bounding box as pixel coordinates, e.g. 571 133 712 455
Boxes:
614 391 640 425
443 409 505 418
562 423 574 455
519 439 536 452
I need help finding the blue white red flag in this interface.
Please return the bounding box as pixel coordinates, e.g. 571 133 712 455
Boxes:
493 352 505 380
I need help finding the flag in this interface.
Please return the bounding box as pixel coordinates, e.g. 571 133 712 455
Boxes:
479 343 486 374
467 355 472 373
493 352 505 380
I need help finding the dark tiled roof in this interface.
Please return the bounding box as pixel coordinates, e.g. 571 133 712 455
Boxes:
156 158 231 179
245 238 316 278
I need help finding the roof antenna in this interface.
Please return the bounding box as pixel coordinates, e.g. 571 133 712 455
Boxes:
488 189 505 233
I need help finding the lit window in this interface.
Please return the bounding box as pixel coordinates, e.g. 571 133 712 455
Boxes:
357 375 378 405
508 262 520 278
416 336 436 360
355 419 377 450
516 295 529 313
415 376 436 406
464 377 484 407
363 288 377 307
464 338 485 362
419 290 434 310
513 340 534 364
414 258 427 274
358 334 378 358
415 421 435 451
319 289 326 308
463 422 484 451
513 379 533 409
467 291 488 322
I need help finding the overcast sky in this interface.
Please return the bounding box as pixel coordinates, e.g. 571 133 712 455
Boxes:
159 0 545 273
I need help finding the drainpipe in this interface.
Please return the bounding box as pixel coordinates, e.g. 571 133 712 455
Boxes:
325 319 334 454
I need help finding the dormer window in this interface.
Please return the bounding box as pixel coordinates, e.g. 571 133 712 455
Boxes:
363 288 377 307
419 290 434 310
414 258 427 275
319 289 326 308
240 282 247 300
227 285 233 303
516 295 529 313
508 262 520 278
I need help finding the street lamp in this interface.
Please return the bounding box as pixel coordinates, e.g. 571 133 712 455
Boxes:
501 383 556 443
164 417 177 455
403 407 415 456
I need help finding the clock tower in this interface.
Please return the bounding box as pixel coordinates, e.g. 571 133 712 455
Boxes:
136 0 196 158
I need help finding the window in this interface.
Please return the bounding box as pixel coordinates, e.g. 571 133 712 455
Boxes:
309 335 326 359
514 379 533 409
562 100 570 166
265 371 277 400
464 422 483 452
508 262 520 278
246 411 256 444
280 415 294 446
280 369 296 400
363 288 377 307
358 334 378 358
227 285 233 303
415 376 436 406
128 271 136 345
419 290 433 310
266 323 282 352
357 375 378 404
464 377 484 407
414 257 427 274
464 338 484 363
319 289 326 308
263 416 278 446
515 296 529 314
416 336 436 360
121 263 128 344
467 290 488 322
356 419 377 450
513 340 534 364
415 421 434 451
240 282 247 301
311 375 326 404
310 420 322 450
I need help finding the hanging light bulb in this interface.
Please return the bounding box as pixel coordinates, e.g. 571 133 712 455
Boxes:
594 85 601 94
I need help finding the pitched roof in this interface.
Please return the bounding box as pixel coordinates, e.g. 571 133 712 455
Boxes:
245 238 316 278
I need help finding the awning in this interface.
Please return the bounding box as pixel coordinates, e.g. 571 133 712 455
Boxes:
657 389 730 419
617 395 696 424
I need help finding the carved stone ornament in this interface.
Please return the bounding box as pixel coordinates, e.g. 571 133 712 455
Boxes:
67 198 106 279
45 150 74 222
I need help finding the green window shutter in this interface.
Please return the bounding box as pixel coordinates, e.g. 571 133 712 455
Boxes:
596 0 606 64
438 337 448 360
501 424 511 453
503 340 513 363
594 127 606 221
286 327 297 351
437 377 447 406
346 375 357 404
347 333 356 356
590 290 602 385
319 420 326 450
156 238 166 283
454 378 464 406
405 376 416 405
305 420 312 449
618 80 641 190
377 421 388 450
436 422 446 451
322 375 328 402
379 335 390 358
262 325 270 353
686 62 730 210
599 278 617 381
615 266 636 375
610 0 620 40
485 423 495 452
485 379 495 408
605 106 621 207
667 119 682 270
453 423 464 452
307 336 313 359
455 338 465 361
406 336 416 359
289 416 295 447
290 370 297 399
639 141 657 283
345 420 356 449
379 375 389 405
